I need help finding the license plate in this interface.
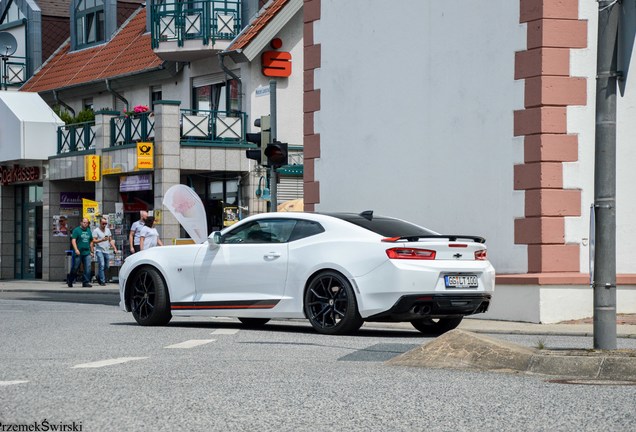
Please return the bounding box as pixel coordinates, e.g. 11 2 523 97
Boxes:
444 275 478 288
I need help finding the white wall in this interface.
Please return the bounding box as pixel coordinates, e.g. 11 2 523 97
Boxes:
314 0 527 273
567 1 636 274
245 9 304 146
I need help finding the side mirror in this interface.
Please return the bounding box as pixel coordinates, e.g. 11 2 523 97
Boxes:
208 231 222 248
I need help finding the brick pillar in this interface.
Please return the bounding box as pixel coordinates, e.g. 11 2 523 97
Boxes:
514 0 587 273
93 110 119 213
303 0 321 212
153 100 182 244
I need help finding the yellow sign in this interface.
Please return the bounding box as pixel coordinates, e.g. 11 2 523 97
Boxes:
82 199 99 220
84 155 101 181
137 142 154 170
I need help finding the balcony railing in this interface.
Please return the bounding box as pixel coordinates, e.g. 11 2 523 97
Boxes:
111 113 155 147
151 0 241 49
180 109 247 146
1 56 27 89
57 122 96 154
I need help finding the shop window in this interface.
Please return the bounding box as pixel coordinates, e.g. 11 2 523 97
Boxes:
75 0 105 48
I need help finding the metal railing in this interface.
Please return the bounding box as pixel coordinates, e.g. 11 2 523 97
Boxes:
180 109 247 145
111 112 155 147
151 0 241 48
57 122 96 154
1 55 26 89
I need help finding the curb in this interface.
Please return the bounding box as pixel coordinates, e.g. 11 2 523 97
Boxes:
388 329 636 380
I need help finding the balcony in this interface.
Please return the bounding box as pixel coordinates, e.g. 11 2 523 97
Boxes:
111 113 155 147
151 0 241 61
1 56 26 89
180 109 247 146
57 122 96 154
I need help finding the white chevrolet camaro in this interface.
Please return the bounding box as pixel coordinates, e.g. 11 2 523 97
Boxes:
119 211 495 335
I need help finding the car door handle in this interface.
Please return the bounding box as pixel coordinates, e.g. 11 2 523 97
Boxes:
264 252 281 259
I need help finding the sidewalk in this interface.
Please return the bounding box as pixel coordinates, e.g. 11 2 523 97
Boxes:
2 279 635 338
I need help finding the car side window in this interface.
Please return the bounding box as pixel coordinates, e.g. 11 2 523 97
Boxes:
289 220 325 242
222 219 298 244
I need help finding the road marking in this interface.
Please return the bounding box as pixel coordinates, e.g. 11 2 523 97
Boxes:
165 339 216 349
0 380 29 386
72 357 148 369
211 329 239 335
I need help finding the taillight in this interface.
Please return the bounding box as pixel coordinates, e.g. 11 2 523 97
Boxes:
386 248 436 260
475 249 487 260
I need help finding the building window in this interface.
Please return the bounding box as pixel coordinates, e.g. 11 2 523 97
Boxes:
151 86 162 109
192 79 239 114
1 2 25 24
83 98 93 111
75 0 105 47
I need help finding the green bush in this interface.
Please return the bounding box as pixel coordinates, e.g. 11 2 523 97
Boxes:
53 106 96 125
74 108 95 123
53 106 74 124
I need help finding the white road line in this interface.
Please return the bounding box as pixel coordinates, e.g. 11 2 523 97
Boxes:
211 329 240 335
71 357 149 369
164 339 216 349
0 380 29 386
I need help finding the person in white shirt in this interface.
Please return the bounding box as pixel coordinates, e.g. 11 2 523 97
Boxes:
93 217 119 286
139 216 163 250
128 210 148 254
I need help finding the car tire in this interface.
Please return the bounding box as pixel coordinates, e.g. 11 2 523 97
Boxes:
130 266 172 326
410 317 463 335
304 270 363 335
238 318 270 327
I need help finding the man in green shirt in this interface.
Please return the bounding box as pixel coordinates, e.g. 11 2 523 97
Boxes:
69 217 94 287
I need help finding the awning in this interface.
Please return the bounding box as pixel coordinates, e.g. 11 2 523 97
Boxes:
0 92 63 163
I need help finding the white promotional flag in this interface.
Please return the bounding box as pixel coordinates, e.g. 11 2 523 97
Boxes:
163 184 208 244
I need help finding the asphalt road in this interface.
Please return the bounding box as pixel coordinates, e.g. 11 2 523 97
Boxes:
2 295 636 431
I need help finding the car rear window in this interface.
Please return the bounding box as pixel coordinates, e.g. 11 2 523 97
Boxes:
325 214 437 237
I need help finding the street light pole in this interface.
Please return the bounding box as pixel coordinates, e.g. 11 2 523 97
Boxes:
593 0 619 350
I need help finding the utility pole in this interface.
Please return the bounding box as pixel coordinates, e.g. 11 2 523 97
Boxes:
269 79 278 211
593 0 619 350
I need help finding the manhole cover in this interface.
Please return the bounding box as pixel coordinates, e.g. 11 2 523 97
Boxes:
548 379 636 386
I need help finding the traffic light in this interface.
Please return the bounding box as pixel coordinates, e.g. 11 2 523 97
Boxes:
264 140 288 167
245 115 271 165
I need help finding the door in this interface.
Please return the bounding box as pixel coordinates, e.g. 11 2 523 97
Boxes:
15 184 43 279
193 219 295 304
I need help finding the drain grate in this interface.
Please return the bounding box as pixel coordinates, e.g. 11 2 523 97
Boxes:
548 379 636 386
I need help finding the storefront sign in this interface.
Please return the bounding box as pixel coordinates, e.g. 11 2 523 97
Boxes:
262 38 292 78
136 142 154 170
120 174 152 192
82 198 99 220
0 165 41 185
60 192 95 208
84 155 101 182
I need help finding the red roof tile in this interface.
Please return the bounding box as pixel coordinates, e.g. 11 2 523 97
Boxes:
21 7 163 93
228 0 290 51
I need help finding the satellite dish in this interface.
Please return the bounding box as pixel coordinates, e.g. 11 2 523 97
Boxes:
0 32 18 57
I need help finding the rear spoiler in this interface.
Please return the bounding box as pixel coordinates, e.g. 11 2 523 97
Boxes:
382 235 486 244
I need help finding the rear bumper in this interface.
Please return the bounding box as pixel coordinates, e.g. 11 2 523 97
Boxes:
366 293 491 322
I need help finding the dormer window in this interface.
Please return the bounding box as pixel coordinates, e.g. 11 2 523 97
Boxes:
75 0 105 47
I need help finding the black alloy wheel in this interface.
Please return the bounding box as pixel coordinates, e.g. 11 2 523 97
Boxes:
410 317 463 335
130 266 172 326
238 318 271 327
304 271 363 335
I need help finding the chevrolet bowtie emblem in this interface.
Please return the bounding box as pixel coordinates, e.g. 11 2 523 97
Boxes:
453 253 463 259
